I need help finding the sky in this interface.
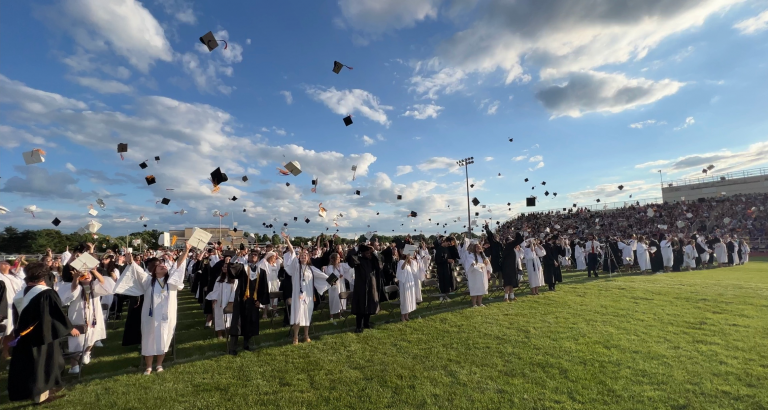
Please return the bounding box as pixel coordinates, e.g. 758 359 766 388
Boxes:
1 0 768 239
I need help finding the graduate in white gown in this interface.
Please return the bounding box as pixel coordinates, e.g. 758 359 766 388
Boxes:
415 243 431 303
0 260 24 360
323 253 352 324
714 239 728 266
57 266 115 374
282 233 329 345
636 237 651 273
617 240 634 271
524 239 545 295
574 243 587 271
205 263 238 340
740 240 750 264
660 235 673 272
457 236 492 307
395 255 419 321
683 240 697 271
114 242 190 375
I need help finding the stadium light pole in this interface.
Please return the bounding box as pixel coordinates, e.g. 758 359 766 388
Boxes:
658 169 663 189
456 157 474 237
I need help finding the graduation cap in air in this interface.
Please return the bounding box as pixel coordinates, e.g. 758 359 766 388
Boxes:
553 192 557 197
343 115 353 126
210 167 228 192
596 199 601 203
155 156 160 163
474 212 479 216
52 217 61 227
243 209 247 212
283 223 288 227
701 168 708 174
544 191 550 196
305 218 310 224
145 175 156 185
376 212 380 215
229 196 238 201
200 31 228 52
472 197 480 207
563 208 567 212
531 187 535 190
509 138 513 142
96 198 106 209
498 173 501 177
470 184 475 188
242 176 248 182
286 182 291 187
541 181 546 186
160 198 171 205
117 143 128 160
618 185 624 191
573 203 577 207
355 190 361 195
707 164 715 171
629 194 633 198
397 195 402 200
526 197 536 207
332 61 353 74
139 161 148 169
143 224 147 228
524 178 529 182
233 227 239 233
408 211 418 218
293 217 298 222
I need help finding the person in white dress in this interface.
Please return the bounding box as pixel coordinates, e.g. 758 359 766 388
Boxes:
524 239 545 295
574 242 586 271
730 237 741 265
714 237 728 266
414 242 431 303
323 253 352 324
683 240 697 271
114 242 190 375
395 254 419 321
0 260 24 360
282 233 329 345
57 266 115 374
635 236 651 273
457 236 492 307
659 234 673 273
617 239 634 272
206 263 238 340
740 239 750 264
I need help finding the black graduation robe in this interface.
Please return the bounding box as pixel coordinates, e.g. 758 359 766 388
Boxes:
229 264 269 339
347 254 381 316
278 265 292 327
484 225 504 274
672 240 683 272
500 233 524 287
121 295 143 346
433 239 455 294
648 240 664 272
542 243 565 284
8 287 72 402
726 241 736 265
203 261 222 315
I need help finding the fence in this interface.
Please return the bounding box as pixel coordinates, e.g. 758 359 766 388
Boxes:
517 197 664 216
662 167 768 188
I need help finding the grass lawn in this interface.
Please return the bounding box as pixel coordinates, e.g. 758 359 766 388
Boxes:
2 260 768 409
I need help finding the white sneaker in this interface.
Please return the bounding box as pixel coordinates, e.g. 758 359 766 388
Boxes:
94 341 104 347
82 352 91 365
69 365 80 374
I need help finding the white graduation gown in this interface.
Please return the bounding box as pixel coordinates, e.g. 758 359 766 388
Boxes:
714 242 728 264
524 246 545 287
660 240 673 268
284 251 329 327
741 243 750 264
206 279 238 331
323 264 351 315
114 261 186 356
415 249 430 303
683 245 697 268
458 239 491 296
730 242 740 265
636 243 651 271
58 278 116 352
0 273 24 337
396 260 419 314
617 242 634 265
574 246 586 271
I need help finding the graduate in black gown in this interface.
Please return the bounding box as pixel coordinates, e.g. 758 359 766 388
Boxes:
8 263 74 404
483 224 504 278
648 234 664 273
379 243 398 300
433 236 459 295
347 244 381 333
228 253 269 354
726 238 736 266
206 254 231 327
500 232 524 300
542 236 565 290
672 237 683 272
278 253 292 327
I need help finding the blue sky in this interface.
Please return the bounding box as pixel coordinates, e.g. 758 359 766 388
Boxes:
1 0 768 238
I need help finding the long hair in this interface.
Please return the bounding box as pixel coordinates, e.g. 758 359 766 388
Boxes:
145 257 166 287
400 253 412 269
217 263 236 283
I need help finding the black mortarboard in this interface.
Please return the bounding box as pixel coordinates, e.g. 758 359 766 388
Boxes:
409 211 417 217
376 212 380 215
312 179 317 186
397 195 402 200
243 209 247 212
52 217 61 227
475 212 479 216
509 138 513 142
544 191 550 196
524 178 529 182
233 227 238 233
573 203 577 207
531 186 535 190
230 196 238 201
286 182 290 187
541 181 546 185
284 223 288 227
160 198 171 205
507 202 511 206
526 197 536 207
117 143 128 153
305 218 310 224
145 175 156 185
596 199 601 203
470 184 475 188
262 222 266 226
294 217 298 221
242 176 248 182
155 156 160 161
343 115 353 126
139 161 148 169
355 190 361 195
553 192 557 197
199 31 227 52
332 61 353 74
472 197 480 207
143 224 147 228
618 185 624 190
210 167 228 186
563 208 567 211
629 194 633 198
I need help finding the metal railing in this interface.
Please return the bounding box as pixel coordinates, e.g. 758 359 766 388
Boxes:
662 167 768 188
514 197 664 216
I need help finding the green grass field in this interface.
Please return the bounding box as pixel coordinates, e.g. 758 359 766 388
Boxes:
2 260 768 409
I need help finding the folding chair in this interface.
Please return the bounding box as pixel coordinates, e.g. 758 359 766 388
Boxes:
267 291 283 325
489 276 504 299
382 285 400 320
422 279 447 308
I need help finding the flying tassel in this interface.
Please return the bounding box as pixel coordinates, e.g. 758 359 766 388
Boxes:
120 153 124 160
277 167 290 176
32 148 47 156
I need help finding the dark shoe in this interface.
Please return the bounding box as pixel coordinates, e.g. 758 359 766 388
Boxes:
354 328 363 334
228 349 238 356
243 344 251 351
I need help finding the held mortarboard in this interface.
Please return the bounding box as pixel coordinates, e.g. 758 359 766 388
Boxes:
200 31 228 52
52 217 61 227
160 198 171 205
332 61 353 74
139 161 148 169
145 175 156 185
343 115 353 126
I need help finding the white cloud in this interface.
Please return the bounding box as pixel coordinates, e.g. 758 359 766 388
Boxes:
566 180 652 202
536 71 684 118
376 134 386 141
156 0 196 24
403 103 444 119
260 127 270 132
674 116 695 130
272 127 287 136
484 157 494 161
529 155 543 162
179 52 233 95
70 76 133 94
486 100 500 115
0 74 88 114
417 157 460 173
65 163 77 172
38 0 174 73
511 155 528 161
337 0 442 33
629 119 657 129
280 90 293 105
362 135 376 146
396 165 413 176
634 159 671 169
0 125 49 149
305 86 393 126
734 9 768 34
528 161 545 171
408 66 466 100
